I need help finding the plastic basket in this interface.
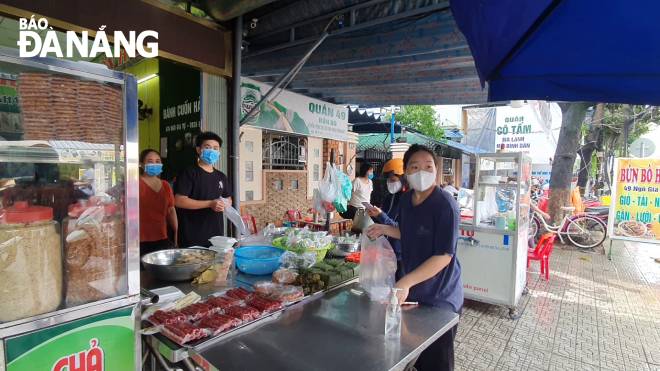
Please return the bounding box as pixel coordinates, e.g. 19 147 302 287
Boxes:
234 245 283 275
273 243 334 263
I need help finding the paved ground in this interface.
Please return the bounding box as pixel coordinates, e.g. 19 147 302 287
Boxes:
455 240 660 371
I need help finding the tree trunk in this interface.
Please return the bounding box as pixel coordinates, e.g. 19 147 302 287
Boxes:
577 103 605 195
548 103 591 223
622 105 635 156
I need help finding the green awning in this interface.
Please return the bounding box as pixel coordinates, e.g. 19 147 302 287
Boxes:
357 133 484 159
357 133 435 151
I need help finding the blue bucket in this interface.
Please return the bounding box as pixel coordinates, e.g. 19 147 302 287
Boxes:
234 245 283 275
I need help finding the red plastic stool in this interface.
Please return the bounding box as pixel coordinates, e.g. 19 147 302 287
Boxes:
527 234 556 280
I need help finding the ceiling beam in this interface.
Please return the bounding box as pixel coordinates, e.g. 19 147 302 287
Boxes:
333 94 488 105
284 68 479 89
245 49 474 78
244 1 451 57
247 0 392 41
243 11 464 71
257 58 476 83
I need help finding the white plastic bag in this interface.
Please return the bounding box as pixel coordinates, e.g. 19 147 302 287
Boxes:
318 162 338 202
221 198 249 237
359 234 397 302
312 189 324 213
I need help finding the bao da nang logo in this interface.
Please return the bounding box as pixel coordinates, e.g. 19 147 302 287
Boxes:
18 16 158 58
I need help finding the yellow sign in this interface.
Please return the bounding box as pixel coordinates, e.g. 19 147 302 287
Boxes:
610 158 660 242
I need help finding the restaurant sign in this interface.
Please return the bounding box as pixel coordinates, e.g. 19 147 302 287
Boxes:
608 158 660 244
5 306 136 371
495 105 559 164
241 77 348 141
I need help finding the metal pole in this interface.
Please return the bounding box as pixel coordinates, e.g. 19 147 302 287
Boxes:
232 15 243 213
240 31 330 126
390 111 396 144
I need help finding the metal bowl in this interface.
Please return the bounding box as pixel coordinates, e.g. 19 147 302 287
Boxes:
141 248 216 282
336 241 360 253
330 241 360 257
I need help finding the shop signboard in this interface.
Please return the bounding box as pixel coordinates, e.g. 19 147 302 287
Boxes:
159 59 201 180
4 306 136 371
494 105 560 165
241 77 348 141
607 158 660 244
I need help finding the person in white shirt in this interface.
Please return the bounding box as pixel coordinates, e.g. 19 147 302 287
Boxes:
342 162 374 220
444 179 459 197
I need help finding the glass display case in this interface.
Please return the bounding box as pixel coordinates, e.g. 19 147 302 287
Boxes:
455 152 532 318
0 48 140 370
473 153 532 233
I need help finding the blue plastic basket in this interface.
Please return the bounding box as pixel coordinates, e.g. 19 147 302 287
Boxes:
234 245 283 275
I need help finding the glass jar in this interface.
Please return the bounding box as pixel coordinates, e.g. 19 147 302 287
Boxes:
0 202 62 322
63 201 126 306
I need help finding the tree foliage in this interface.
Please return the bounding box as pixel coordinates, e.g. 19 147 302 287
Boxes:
578 104 658 192
384 105 444 140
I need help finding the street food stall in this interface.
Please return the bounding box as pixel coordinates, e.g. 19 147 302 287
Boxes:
455 153 532 318
0 49 140 370
139 225 459 371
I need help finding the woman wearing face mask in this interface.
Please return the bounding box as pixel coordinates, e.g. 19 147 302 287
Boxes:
139 149 178 256
367 144 463 371
342 162 374 220
366 158 406 277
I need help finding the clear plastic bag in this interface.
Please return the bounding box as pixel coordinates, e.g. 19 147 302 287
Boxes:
221 198 249 236
272 268 299 284
279 250 317 269
359 234 397 302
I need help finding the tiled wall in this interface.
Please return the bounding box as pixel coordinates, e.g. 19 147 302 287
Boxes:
241 170 312 228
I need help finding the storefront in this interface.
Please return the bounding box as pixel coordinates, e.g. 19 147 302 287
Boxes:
354 127 481 207
122 58 231 182
237 77 357 228
0 2 233 369
0 1 234 182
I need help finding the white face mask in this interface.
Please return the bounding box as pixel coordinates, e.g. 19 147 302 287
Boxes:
387 180 402 194
407 170 436 192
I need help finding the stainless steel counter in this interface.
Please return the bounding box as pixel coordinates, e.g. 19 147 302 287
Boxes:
141 270 263 298
191 282 459 371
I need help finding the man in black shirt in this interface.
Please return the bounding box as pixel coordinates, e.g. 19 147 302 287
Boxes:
174 132 232 247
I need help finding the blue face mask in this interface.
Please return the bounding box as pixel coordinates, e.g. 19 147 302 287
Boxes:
200 148 220 165
368 173 374 180
144 163 163 176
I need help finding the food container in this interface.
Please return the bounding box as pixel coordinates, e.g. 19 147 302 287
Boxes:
334 236 360 254
234 245 283 275
0 202 62 322
209 245 235 284
209 236 237 249
64 202 125 306
142 248 216 281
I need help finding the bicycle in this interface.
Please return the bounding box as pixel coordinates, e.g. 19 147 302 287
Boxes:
528 206 607 249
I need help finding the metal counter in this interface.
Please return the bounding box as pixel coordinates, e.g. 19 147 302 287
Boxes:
190 282 459 371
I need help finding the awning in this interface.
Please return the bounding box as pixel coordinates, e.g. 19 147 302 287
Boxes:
451 0 660 105
241 1 487 106
357 132 483 158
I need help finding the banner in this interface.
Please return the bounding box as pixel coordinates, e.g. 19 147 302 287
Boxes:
494 104 561 164
5 306 136 371
608 158 660 243
159 59 201 180
241 77 348 141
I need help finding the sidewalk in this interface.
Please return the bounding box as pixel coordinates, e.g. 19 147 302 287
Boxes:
455 240 660 371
